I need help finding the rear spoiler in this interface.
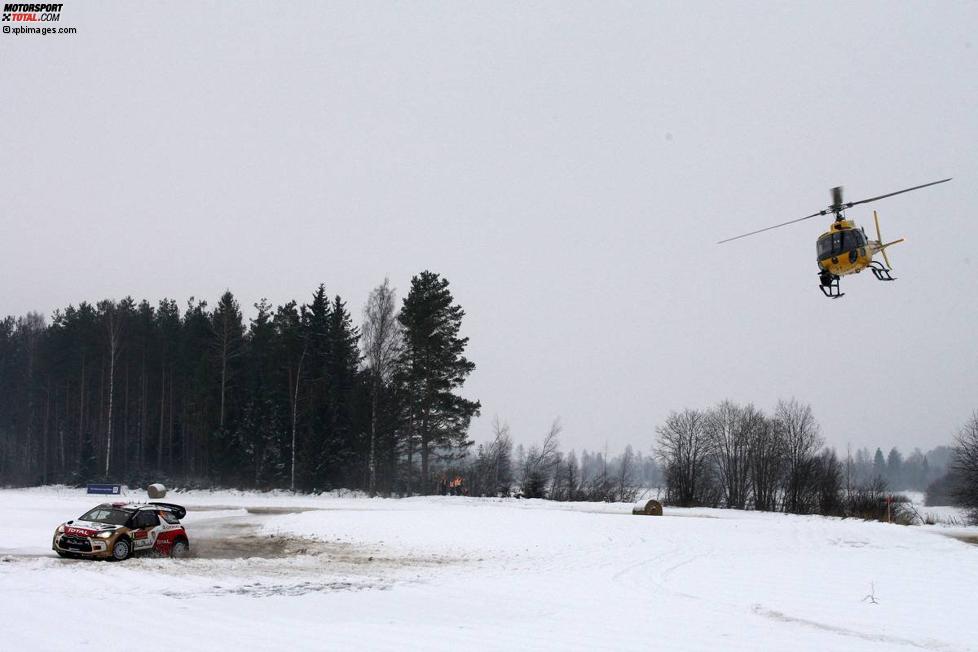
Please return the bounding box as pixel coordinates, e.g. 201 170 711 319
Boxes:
149 502 187 519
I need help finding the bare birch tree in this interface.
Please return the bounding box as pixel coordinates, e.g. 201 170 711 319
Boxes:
361 278 402 496
705 400 752 509
776 398 823 513
97 301 123 477
485 416 514 495
522 419 561 498
747 413 784 511
656 408 712 506
290 344 305 493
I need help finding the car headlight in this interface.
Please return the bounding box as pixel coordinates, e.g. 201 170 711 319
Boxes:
95 531 114 539
56 525 65 534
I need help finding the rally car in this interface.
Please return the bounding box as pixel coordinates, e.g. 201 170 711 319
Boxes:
52 502 190 561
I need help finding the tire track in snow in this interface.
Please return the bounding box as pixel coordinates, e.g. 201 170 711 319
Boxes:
751 605 958 651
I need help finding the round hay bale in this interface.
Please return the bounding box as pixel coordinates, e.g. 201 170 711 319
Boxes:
147 483 167 499
632 499 662 516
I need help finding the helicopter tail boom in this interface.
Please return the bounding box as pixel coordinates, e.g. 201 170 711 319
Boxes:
872 210 903 270
878 239 904 270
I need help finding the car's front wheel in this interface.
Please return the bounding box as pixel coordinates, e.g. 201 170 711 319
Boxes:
110 538 131 561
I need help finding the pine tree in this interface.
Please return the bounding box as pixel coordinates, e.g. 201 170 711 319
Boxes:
398 271 480 493
181 298 214 478
296 286 331 489
210 291 246 483
238 299 287 487
130 300 156 473
154 299 181 473
873 447 886 480
320 295 360 486
887 447 903 488
211 291 244 432
273 300 305 491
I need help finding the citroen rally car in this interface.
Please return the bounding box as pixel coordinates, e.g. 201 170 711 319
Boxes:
52 502 190 561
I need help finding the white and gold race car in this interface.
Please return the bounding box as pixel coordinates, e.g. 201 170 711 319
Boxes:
52 502 189 561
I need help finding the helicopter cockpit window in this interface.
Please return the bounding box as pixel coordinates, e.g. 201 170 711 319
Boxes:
817 236 833 260
817 230 865 260
821 232 845 258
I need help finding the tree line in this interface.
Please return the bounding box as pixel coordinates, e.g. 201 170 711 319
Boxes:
654 398 962 520
0 271 480 495
849 444 952 492
458 417 660 502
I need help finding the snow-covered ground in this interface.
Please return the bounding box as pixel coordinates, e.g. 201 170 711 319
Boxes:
1 487 976 651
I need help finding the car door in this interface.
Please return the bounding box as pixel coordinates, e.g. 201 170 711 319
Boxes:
131 510 161 550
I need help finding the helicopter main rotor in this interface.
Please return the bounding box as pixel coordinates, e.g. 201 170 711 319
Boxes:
718 178 952 244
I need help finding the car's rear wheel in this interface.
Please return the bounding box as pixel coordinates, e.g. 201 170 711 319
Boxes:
110 538 131 561
170 539 189 559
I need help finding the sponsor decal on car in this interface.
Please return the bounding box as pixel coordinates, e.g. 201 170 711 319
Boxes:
64 526 97 537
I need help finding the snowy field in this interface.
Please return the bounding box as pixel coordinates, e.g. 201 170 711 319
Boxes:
1 487 976 651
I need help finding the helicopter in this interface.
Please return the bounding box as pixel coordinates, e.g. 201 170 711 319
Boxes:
718 178 952 298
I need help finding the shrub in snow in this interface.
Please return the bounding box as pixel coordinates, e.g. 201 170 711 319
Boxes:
924 472 961 507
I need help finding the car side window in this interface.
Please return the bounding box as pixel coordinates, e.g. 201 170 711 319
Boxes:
135 511 160 528
160 511 179 525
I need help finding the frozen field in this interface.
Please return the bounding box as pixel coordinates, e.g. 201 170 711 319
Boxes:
1 487 976 651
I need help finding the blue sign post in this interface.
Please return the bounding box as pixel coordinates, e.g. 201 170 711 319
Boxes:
86 483 122 495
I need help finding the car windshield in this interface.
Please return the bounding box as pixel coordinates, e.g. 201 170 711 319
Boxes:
78 507 131 525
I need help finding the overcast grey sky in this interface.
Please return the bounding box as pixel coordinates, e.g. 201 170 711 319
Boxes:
2 1 976 456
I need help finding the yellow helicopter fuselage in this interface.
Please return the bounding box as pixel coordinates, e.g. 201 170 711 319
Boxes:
815 216 901 278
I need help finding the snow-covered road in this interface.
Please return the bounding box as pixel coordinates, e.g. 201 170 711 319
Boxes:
1 487 975 651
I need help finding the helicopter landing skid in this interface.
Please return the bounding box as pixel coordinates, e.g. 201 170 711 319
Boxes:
818 273 844 299
869 261 896 282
